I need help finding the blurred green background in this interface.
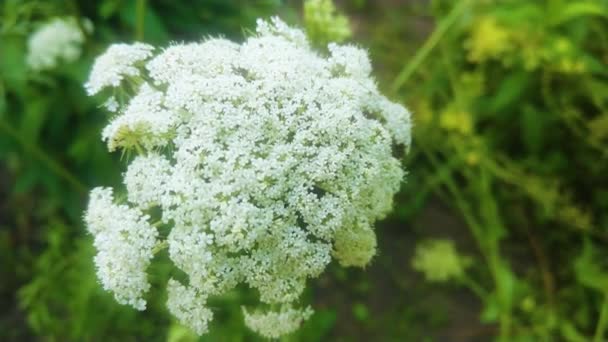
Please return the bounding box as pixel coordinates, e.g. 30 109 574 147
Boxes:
1 0 607 341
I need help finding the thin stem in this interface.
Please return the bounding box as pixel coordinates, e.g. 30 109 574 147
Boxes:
391 0 470 93
152 240 168 254
478 167 512 341
421 147 484 248
459 273 489 299
135 0 146 41
135 142 145 155
0 119 87 194
421 146 512 340
594 292 608 342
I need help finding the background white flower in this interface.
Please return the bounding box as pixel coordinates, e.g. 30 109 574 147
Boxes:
26 17 89 71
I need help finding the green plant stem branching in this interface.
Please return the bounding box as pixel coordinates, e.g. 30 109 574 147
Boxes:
421 146 513 341
391 0 470 94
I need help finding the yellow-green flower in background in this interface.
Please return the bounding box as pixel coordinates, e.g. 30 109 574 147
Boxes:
512 30 547 70
589 113 608 145
465 16 512 63
465 151 480 166
556 58 586 74
459 72 485 99
520 48 545 70
412 239 471 283
548 37 586 74
558 204 592 232
439 105 473 135
554 37 572 54
304 0 351 46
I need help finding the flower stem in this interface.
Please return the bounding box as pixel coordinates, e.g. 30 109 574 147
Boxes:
594 292 608 342
391 0 470 93
459 274 488 300
152 240 168 254
135 142 145 155
135 0 146 41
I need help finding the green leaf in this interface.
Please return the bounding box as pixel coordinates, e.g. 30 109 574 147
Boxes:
298 309 337 341
0 35 27 91
99 0 124 19
551 2 608 26
487 71 530 114
0 80 6 116
574 240 608 291
12 167 39 194
352 302 369 321
480 293 500 323
19 96 49 144
521 105 545 154
560 321 589 342
167 322 198 342
495 263 515 311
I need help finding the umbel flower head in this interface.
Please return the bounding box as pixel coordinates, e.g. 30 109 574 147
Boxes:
27 17 92 71
84 17 411 337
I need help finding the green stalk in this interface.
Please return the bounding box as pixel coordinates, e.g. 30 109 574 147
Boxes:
135 0 146 40
0 119 86 194
594 292 608 342
152 240 168 254
135 142 145 155
391 0 470 93
421 146 512 340
459 273 489 299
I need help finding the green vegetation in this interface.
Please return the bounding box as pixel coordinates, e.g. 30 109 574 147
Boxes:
1 0 607 340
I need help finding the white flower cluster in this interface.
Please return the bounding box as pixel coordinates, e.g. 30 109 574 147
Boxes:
166 279 213 335
84 187 158 310
85 43 154 95
243 305 313 338
27 17 90 71
84 17 411 337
